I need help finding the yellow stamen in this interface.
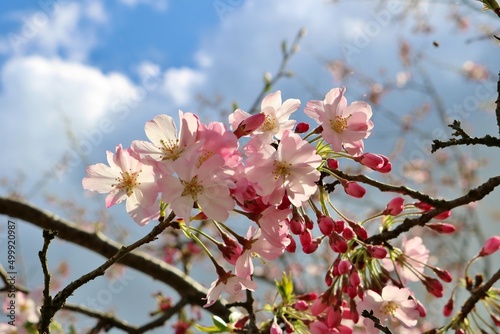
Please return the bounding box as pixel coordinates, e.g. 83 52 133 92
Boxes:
330 114 352 133
112 170 141 196
181 176 203 200
273 160 291 180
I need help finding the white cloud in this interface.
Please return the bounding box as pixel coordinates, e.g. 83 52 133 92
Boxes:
162 67 206 106
117 0 168 11
0 56 137 173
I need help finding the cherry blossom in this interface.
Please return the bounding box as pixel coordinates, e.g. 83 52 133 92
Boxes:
82 145 159 225
358 286 419 333
229 90 300 146
304 87 373 156
158 154 234 223
131 111 199 164
204 271 257 308
382 236 429 282
245 130 322 206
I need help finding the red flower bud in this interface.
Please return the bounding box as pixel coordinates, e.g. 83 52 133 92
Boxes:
423 276 444 298
479 236 500 257
427 222 456 234
415 201 433 211
289 217 305 235
338 260 352 275
384 197 404 216
295 122 310 133
342 226 355 240
329 233 348 253
435 210 451 220
285 235 296 253
367 245 387 259
233 113 265 138
318 215 335 236
443 297 454 317
327 158 339 170
342 181 366 198
433 267 453 283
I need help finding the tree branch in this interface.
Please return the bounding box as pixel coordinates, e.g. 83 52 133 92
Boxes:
367 175 500 244
431 120 500 152
38 229 58 333
0 196 231 320
329 170 447 206
456 267 500 325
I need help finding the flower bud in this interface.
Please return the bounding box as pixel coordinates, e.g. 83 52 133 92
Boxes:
285 235 296 253
479 236 500 257
427 222 456 234
294 122 310 133
443 297 454 317
329 233 348 253
293 300 309 311
327 158 339 170
303 239 320 254
434 210 451 220
289 216 305 235
384 197 404 216
342 181 366 198
334 220 345 234
338 260 352 275
233 113 266 138
415 201 433 211
367 245 387 259
433 267 453 283
318 215 335 236
342 226 355 240
423 276 444 298
354 153 384 169
296 292 318 301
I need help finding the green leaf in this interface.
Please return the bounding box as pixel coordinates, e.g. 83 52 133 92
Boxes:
212 315 228 329
194 324 228 333
276 273 294 303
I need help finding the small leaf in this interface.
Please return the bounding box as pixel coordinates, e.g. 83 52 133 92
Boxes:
213 315 228 330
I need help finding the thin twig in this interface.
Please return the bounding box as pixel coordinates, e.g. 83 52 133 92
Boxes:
247 28 306 114
496 71 500 137
0 264 29 294
38 229 58 333
62 304 136 332
360 310 393 334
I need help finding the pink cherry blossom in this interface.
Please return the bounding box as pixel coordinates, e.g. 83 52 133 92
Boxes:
305 87 373 156
196 121 242 169
235 227 288 279
229 91 299 145
131 111 199 163
245 130 322 207
82 145 159 226
258 206 291 248
158 154 235 224
382 236 429 282
204 271 257 308
358 286 419 333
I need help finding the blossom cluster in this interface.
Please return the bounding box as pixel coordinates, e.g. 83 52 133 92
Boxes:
80 87 471 333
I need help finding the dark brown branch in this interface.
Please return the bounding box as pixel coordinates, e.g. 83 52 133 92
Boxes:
64 298 188 334
63 303 136 332
431 120 500 152
38 229 58 333
329 170 447 206
361 310 393 334
134 298 187 333
0 196 231 320
0 264 29 294
496 71 500 137
367 176 500 245
456 267 500 325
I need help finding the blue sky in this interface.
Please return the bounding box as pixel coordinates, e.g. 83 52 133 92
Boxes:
0 0 499 332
